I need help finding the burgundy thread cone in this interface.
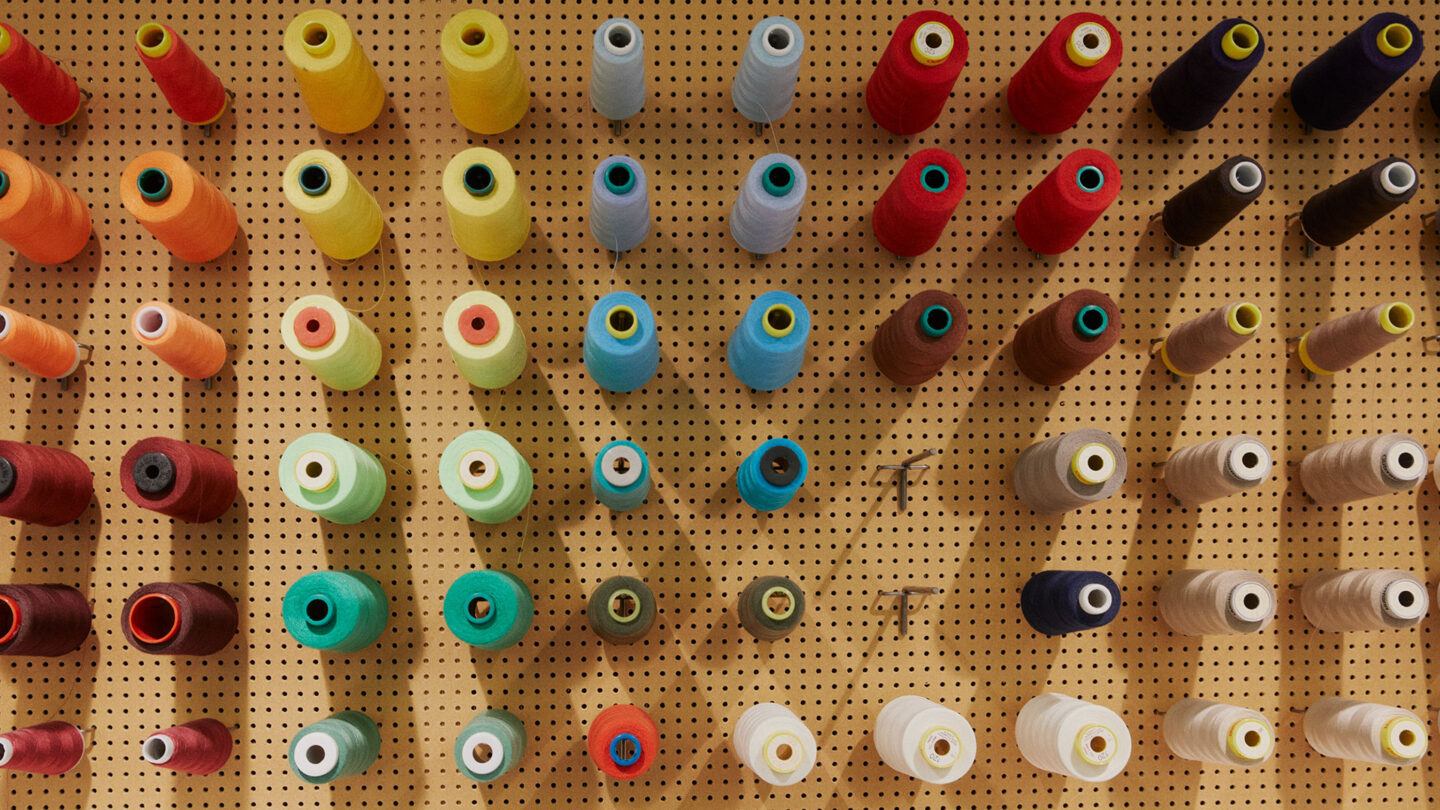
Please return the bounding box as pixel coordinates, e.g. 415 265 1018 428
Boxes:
0 440 92 526
144 718 232 775
0 584 91 656
0 722 85 774
121 582 238 656
119 437 236 523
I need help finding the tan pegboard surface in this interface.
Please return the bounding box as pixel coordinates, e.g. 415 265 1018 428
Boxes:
1 0 1438 806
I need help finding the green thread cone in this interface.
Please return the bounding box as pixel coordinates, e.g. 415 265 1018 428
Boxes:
283 570 389 653
454 708 526 783
443 570 534 650
278 432 387 524
438 430 532 524
288 710 381 784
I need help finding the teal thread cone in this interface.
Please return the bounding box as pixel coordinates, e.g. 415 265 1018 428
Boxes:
454 709 526 783
438 430 533 524
591 439 650 511
282 570 389 653
278 433 387 524
288 710 381 784
736 437 808 511
444 570 534 650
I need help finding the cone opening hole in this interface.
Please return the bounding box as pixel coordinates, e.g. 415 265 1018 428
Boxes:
609 308 634 333
611 593 637 619
932 737 951 757
469 596 492 621
461 24 486 47
1398 588 1416 608
764 164 794 196
770 456 790 475
1399 728 1418 746
1241 451 1260 469
1383 23 1413 52
1231 28 1253 49
468 458 487 478
612 457 631 475
303 22 329 48
1086 586 1108 607
1231 162 1263 193
1088 735 1107 754
610 734 639 765
143 737 170 762
299 164 330 196
1077 165 1105 193
1077 305 1108 336
1242 592 1261 610
472 742 494 763
1235 303 1261 329
608 26 632 50
1386 303 1414 330
1244 730 1262 747
604 163 635 194
304 744 326 765
464 164 495 197
1384 163 1416 194
136 307 167 338
0 598 16 643
138 168 171 201
775 742 793 761
921 165 949 193
767 307 792 332
767 28 791 52
305 596 332 624
140 25 166 49
129 594 180 644
767 591 792 615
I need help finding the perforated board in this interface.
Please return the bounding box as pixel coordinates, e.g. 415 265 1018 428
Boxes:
1 0 1438 807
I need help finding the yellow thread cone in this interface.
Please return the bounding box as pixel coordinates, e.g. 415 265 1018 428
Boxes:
283 149 383 262
442 148 529 261
441 10 529 134
284 9 385 134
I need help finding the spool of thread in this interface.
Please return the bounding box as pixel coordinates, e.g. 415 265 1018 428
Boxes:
142 719 232 775
872 149 966 258
729 153 807 256
589 155 649 254
1158 569 1276 635
283 10 384 134
0 149 91 264
444 291 526 389
132 301 227 380
587 576 656 645
1016 694 1131 782
1160 157 1266 247
1015 150 1120 255
1297 302 1413 376
1291 14 1423 131
1157 302 1262 377
1007 14 1122 135
587 704 659 780
280 295 382 391
1299 158 1418 248
864 11 967 135
135 23 227 126
1431 72 1440 122
0 584 90 656
0 24 83 126
443 147 528 262
278 433 387 524
443 570 533 650
282 570 388 653
732 17 804 127
1013 429 1126 514
736 575 805 641
733 703 817 785
875 696 976 784
120 151 237 263
454 709 525 783
0 722 85 774
590 19 644 126
1163 434 1272 506
1020 570 1121 635
583 291 659 393
1149 20 1264 131
442 10 528 134
121 582 238 656
0 440 92 526
439 430 532 524
591 439 650 512
736 438 808 512
288 711 381 784
872 289 968 386
283 149 383 262
727 291 809 391
1301 569 1429 632
120 437 237 523
0 305 82 380
1304 698 1427 767
1299 433 1426 505
1162 699 1274 767
1011 290 1121 386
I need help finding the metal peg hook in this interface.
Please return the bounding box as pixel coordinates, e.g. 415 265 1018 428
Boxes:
879 448 940 511
879 586 942 636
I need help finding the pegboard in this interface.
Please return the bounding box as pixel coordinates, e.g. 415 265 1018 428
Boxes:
1 0 1437 806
